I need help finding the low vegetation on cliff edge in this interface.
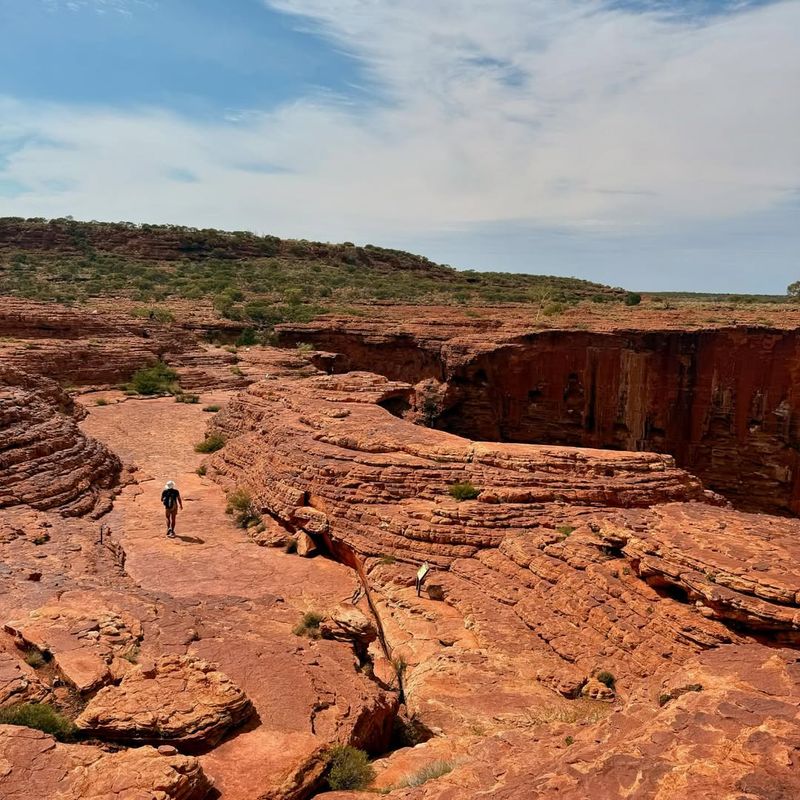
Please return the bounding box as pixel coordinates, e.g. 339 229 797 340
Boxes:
0 218 622 317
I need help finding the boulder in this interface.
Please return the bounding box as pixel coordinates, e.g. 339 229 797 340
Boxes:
76 654 253 748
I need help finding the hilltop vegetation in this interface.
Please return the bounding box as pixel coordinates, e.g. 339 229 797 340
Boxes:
0 218 623 324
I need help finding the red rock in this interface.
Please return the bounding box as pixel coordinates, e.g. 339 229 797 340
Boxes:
0 724 212 800
0 366 120 515
277 311 800 515
75 654 253 748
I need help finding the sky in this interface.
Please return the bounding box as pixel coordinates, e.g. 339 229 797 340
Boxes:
0 0 798 292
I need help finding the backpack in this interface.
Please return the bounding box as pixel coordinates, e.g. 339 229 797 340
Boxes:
162 488 178 509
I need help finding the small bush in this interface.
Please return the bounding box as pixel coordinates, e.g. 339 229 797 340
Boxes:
658 693 672 707
557 525 575 538
542 302 565 316
596 670 616 690
22 649 46 669
226 488 261 528
449 481 480 501
175 393 200 404
378 554 397 565
194 433 225 453
203 404 221 413
564 736 574 746
95 398 109 406
196 465 207 477
236 328 257 346
121 645 140 664
295 342 315 354
624 292 642 306
32 534 49 546
0 703 76 741
127 362 178 395
230 365 244 376
326 745 375 791
284 538 298 554
293 610 324 638
397 760 454 788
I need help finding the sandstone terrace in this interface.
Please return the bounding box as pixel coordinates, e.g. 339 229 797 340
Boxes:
0 223 799 799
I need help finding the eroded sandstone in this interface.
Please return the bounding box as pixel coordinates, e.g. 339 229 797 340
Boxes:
0 365 120 515
0 724 212 800
75 654 252 748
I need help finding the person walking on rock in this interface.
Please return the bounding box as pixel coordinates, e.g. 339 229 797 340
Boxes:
161 480 183 538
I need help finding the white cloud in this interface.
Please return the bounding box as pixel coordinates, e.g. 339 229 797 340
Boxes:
1 0 799 250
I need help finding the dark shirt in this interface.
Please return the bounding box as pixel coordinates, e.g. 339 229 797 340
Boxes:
161 488 181 509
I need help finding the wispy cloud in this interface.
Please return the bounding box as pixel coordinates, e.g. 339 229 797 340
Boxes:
0 0 798 289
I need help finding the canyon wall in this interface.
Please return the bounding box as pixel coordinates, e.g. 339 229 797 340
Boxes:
278 325 800 515
0 365 120 514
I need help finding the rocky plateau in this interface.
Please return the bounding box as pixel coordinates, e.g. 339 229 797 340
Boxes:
0 292 798 800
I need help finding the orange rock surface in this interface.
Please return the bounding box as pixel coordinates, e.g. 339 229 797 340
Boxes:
1 286 799 800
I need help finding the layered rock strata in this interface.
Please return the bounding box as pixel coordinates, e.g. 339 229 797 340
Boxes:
278 317 800 515
0 366 120 515
207 365 800 796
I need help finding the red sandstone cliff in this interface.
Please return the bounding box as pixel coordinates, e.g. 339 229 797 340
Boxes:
0 366 120 514
278 322 800 515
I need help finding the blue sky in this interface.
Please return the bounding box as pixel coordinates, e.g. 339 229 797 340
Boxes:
0 0 798 292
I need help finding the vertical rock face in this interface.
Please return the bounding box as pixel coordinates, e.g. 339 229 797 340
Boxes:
441 329 800 515
0 366 120 514
278 325 800 515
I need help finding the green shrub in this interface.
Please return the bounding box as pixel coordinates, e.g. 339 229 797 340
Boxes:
175 393 200 404
557 525 575 538
542 302 565 316
449 481 480 501
0 703 76 741
564 736 574 746
624 292 642 306
596 670 616 690
284 537 298 554
203 404 221 413
95 398 109 406
396 760 454 788
293 610 324 638
326 745 375 791
196 465 207 477
194 433 225 453
22 649 47 669
121 645 140 664
225 488 261 528
295 342 315 354
236 328 258 346
127 362 179 395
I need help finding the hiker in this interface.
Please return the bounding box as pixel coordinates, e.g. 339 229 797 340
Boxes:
161 480 183 538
